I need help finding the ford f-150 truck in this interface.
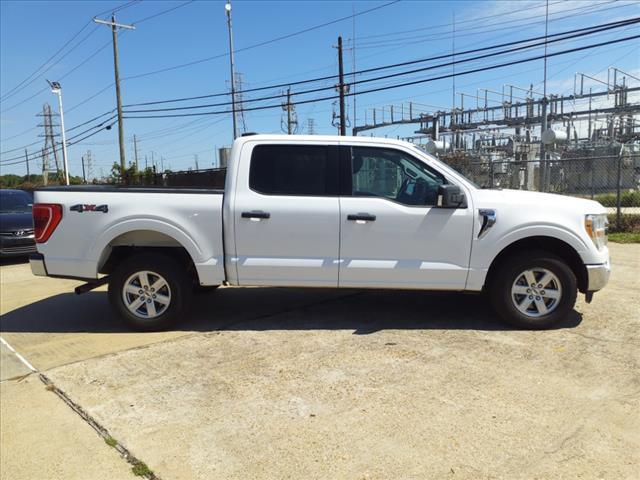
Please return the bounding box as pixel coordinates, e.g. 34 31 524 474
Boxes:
29 135 610 330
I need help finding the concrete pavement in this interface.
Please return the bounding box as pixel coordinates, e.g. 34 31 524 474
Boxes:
0 375 134 480
1 243 639 479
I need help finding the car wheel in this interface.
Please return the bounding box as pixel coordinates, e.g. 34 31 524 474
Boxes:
489 250 577 329
108 252 192 331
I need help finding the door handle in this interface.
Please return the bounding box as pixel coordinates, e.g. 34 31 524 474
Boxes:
347 213 376 222
241 211 270 219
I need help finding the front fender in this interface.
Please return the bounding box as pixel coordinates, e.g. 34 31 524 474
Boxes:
465 223 593 291
475 223 591 269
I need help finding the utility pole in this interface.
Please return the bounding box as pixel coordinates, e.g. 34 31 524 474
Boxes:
234 72 247 134
94 14 135 181
151 151 155 170
225 1 238 141
133 134 139 171
337 36 346 136
81 155 86 183
42 104 61 176
41 148 49 186
351 5 357 135
287 88 293 134
161 156 164 173
85 150 93 181
24 149 30 179
194 154 199 170
539 0 550 192
281 87 297 134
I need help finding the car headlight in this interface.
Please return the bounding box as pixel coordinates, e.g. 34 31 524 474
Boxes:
585 214 608 250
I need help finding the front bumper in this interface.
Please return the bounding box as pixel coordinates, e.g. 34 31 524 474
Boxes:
586 261 610 292
29 253 48 277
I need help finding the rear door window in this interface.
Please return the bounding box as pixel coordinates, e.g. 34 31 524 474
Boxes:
249 144 338 196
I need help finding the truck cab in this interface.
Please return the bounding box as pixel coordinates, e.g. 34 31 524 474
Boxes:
30 135 610 330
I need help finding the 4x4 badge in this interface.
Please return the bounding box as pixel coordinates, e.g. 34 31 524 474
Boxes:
70 204 109 213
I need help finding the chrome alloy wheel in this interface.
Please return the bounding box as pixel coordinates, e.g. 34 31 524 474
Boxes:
122 270 171 319
511 268 562 318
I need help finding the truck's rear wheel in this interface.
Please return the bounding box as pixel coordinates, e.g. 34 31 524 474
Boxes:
108 252 192 331
489 250 577 329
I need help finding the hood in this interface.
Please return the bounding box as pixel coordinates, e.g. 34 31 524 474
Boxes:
473 188 606 214
0 212 34 233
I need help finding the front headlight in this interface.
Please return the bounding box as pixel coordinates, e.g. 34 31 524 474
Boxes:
585 214 608 250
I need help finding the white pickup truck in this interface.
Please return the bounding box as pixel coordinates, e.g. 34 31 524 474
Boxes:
30 135 610 330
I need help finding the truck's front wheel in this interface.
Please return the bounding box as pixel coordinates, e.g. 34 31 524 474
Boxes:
489 250 577 329
108 252 192 331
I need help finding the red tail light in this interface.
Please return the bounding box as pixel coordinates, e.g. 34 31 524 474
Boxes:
33 203 63 243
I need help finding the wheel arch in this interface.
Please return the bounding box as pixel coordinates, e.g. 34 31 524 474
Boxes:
485 236 588 293
95 227 200 284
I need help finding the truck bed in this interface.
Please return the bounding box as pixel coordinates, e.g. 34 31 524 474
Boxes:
33 187 226 285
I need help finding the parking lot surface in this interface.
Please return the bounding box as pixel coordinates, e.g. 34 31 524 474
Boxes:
1 244 639 479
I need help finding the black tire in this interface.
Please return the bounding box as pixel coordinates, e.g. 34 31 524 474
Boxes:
108 252 192 331
489 250 577 329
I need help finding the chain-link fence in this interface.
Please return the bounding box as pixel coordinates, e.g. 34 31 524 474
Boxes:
450 152 640 231
125 152 639 233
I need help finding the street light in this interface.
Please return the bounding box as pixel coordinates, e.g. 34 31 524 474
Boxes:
46 79 70 185
225 0 237 141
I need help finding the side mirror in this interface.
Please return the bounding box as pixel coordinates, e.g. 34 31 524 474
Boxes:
437 184 467 208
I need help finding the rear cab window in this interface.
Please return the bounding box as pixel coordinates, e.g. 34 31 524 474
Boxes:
249 144 339 196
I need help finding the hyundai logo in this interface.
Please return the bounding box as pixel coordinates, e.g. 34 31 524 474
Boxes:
13 230 26 237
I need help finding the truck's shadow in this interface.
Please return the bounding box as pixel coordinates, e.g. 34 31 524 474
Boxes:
0 287 582 333
0 256 29 266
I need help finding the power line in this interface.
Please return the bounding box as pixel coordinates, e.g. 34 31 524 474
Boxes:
122 18 640 114
0 125 40 143
66 83 116 113
130 0 195 24
356 0 565 41
123 16 639 109
2 3 197 120
3 17 635 160
1 119 118 167
2 1 151 103
335 0 631 74
0 1 199 120
0 39 113 114
1 114 118 163
0 25 100 103
122 34 640 119
121 0 401 81
93 0 142 19
355 0 621 47
0 22 91 101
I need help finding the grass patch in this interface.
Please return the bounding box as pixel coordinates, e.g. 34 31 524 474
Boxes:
607 214 640 234
609 232 640 243
104 436 117 448
131 461 152 477
594 190 640 207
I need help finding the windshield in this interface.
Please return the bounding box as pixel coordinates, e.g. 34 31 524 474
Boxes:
0 190 33 213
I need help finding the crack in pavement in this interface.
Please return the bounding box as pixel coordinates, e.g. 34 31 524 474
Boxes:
37 372 161 479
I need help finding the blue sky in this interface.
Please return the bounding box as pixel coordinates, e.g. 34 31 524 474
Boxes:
1 0 639 177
